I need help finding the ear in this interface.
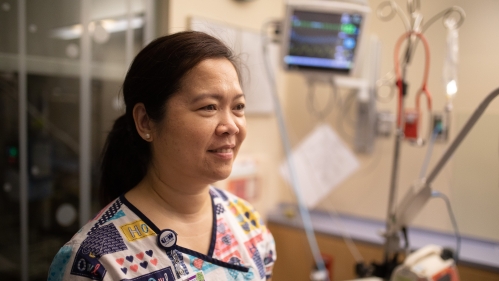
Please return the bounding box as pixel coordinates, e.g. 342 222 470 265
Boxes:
132 103 154 141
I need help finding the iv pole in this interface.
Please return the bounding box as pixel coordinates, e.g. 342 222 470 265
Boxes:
373 0 466 278
379 87 499 279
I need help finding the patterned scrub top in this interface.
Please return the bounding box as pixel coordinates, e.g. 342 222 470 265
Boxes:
47 187 276 281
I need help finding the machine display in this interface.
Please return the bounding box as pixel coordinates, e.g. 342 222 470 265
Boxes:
281 1 369 75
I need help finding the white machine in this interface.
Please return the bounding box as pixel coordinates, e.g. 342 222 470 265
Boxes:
391 245 459 281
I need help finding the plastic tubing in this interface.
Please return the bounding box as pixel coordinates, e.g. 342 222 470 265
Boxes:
260 21 328 278
393 31 432 128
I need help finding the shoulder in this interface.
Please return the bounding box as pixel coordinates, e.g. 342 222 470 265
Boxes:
211 186 256 215
211 186 268 234
210 187 277 278
49 197 134 280
56 196 129 258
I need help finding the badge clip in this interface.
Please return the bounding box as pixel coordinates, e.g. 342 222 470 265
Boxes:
157 229 178 251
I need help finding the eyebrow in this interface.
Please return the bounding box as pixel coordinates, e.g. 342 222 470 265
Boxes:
191 93 245 103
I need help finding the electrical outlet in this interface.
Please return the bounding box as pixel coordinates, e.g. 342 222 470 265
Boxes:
376 111 395 137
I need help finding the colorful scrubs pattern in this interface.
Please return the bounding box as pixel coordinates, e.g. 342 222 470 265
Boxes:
48 187 276 281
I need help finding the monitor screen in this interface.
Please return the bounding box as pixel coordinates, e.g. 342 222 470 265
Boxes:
283 9 364 74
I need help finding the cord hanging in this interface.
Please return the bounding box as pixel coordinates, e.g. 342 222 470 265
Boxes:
306 78 337 121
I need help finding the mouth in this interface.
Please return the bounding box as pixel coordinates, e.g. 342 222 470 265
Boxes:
207 145 236 160
208 148 233 153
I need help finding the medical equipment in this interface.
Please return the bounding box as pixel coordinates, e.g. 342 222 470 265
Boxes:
262 1 373 280
381 87 499 281
375 2 465 105
443 18 459 103
359 1 468 280
393 31 432 144
391 245 459 281
280 0 377 154
355 36 381 154
281 0 370 76
262 17 329 280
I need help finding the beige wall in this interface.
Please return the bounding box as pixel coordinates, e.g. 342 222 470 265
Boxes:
167 0 283 32
163 0 499 242
293 0 499 242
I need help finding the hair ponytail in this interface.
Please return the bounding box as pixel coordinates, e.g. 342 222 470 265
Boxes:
99 114 149 206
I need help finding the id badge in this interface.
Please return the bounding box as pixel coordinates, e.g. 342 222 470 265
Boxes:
182 271 205 281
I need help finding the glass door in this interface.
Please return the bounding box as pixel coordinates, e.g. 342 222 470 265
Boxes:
0 1 156 280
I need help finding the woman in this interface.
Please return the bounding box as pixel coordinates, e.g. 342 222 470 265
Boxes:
48 31 276 281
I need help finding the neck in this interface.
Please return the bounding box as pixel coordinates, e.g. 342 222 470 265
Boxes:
126 168 215 253
130 168 212 221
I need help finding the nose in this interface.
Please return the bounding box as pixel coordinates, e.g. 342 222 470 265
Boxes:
215 113 240 136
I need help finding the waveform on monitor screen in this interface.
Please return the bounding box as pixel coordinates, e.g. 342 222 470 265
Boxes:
289 44 336 58
292 20 358 35
290 30 340 45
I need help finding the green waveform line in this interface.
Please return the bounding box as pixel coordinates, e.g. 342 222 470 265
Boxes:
292 20 357 35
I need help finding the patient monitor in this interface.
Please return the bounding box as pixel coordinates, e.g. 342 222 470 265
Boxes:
281 0 370 76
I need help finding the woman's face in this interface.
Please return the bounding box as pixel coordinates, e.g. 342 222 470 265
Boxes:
150 58 246 187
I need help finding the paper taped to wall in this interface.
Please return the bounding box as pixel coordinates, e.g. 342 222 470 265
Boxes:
280 124 359 208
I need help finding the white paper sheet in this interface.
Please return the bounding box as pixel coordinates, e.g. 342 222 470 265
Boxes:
280 124 360 208
190 17 239 54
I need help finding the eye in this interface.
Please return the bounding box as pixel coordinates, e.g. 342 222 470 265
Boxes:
233 103 245 111
201 104 217 111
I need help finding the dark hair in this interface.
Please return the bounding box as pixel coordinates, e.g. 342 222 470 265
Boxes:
99 31 239 207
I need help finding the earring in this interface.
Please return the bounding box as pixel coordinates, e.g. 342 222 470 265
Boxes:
145 133 151 140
